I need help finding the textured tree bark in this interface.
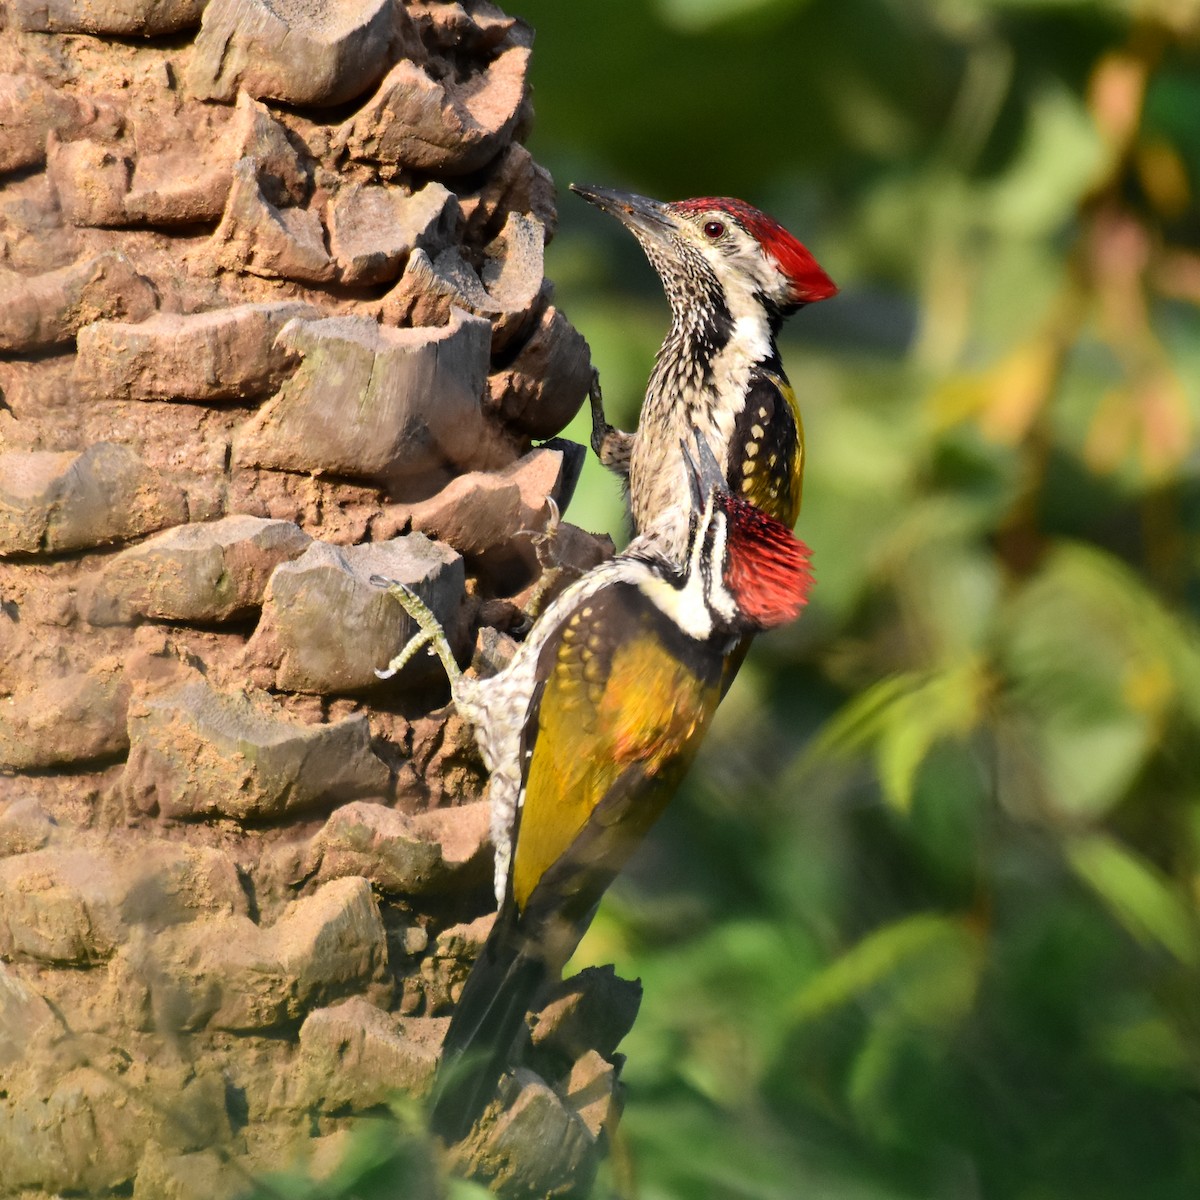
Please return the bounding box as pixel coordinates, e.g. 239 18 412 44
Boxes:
0 3 625 1195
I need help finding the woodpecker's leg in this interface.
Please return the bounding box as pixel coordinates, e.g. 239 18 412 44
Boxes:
528 493 560 552
520 497 583 620
588 369 633 479
372 576 462 690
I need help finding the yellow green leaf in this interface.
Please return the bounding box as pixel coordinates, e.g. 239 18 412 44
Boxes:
1067 832 1200 966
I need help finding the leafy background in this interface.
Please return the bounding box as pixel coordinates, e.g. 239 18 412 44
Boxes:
519 1 1200 1198
248 2 1200 1196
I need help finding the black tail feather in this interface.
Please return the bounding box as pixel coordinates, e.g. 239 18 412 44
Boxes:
429 906 548 1144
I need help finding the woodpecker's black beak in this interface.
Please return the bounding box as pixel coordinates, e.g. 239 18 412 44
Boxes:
680 430 725 511
680 438 704 512
570 184 675 239
692 429 724 492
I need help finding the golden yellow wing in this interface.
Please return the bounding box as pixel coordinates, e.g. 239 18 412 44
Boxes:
510 583 723 915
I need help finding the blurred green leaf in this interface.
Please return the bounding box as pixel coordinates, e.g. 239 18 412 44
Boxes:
982 83 1109 235
234 1103 440 1200
789 912 983 1028
881 500 1005 657
447 1181 495 1200
875 662 986 811
1095 1013 1191 1078
613 915 820 1104
999 542 1200 817
804 661 985 811
1067 832 1200 965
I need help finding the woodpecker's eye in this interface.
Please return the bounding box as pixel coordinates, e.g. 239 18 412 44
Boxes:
702 220 725 239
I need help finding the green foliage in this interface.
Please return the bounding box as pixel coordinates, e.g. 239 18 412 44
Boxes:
1067 832 1200 966
515 0 1200 1197
788 911 984 1028
235 1100 447 1200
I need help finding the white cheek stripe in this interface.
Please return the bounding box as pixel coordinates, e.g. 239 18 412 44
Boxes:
640 572 713 642
704 515 737 625
637 494 740 641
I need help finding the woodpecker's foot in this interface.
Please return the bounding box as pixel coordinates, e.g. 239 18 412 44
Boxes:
527 496 562 574
371 575 462 688
518 497 585 621
588 369 633 477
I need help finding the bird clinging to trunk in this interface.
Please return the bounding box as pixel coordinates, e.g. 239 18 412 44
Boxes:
376 433 815 1144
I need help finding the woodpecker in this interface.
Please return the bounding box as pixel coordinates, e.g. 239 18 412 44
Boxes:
376 435 814 1143
570 185 837 559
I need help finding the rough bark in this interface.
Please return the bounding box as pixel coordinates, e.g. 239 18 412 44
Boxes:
0 3 620 1195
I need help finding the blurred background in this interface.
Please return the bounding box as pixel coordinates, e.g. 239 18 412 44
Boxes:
513 1 1200 1197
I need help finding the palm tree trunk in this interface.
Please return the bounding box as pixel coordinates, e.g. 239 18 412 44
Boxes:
0 3 622 1194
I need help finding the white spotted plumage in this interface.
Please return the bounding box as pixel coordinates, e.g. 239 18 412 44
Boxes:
452 544 678 903
426 492 740 905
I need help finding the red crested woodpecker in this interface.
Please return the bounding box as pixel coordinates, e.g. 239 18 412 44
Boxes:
377 434 815 1142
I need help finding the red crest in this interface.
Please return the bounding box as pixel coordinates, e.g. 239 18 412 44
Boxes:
717 493 814 629
671 197 838 306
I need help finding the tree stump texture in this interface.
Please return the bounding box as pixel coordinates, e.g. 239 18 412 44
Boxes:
0 3 622 1195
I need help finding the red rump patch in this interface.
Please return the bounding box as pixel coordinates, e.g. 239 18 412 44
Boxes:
718 493 814 629
671 197 838 305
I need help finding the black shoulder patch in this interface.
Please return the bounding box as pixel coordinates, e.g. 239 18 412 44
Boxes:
725 372 800 523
